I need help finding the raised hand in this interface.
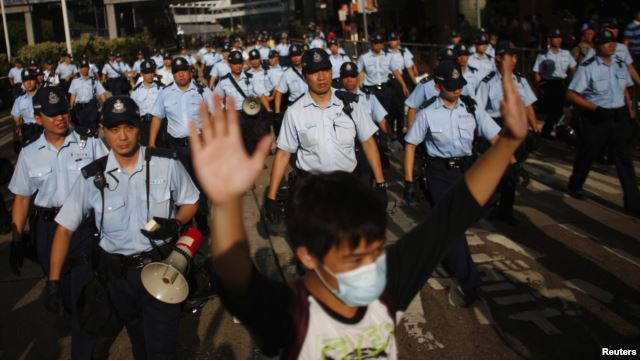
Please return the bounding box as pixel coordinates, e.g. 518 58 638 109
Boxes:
189 94 273 205
498 58 528 142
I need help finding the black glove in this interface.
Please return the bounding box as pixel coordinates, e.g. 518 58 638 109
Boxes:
265 197 281 224
375 182 388 207
9 238 24 276
403 180 415 203
43 280 64 316
140 217 182 239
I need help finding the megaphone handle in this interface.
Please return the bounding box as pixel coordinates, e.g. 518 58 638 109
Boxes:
171 245 192 275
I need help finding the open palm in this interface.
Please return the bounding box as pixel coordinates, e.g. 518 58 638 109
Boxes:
189 95 273 205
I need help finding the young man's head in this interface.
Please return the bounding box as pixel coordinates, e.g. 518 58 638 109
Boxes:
228 51 244 75
289 45 303 66
434 61 466 103
489 33 498 46
101 96 141 157
62 53 71 64
44 60 53 71
163 53 172 68
450 31 461 45
494 41 519 68
108 52 116 63
33 87 70 136
454 44 472 68
329 39 339 55
582 23 596 43
78 60 90 77
248 49 261 69
140 60 156 84
370 33 384 53
474 34 489 55
268 50 280 67
21 69 37 92
288 172 387 306
222 43 231 60
547 28 563 48
302 49 332 95
388 32 401 49
171 57 192 86
593 29 617 57
14 58 22 68
339 62 359 92
137 50 144 60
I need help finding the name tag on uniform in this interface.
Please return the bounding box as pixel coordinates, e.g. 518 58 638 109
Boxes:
458 114 474 119
73 151 90 158
150 179 167 185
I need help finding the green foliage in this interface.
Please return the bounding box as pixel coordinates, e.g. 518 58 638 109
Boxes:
15 32 155 65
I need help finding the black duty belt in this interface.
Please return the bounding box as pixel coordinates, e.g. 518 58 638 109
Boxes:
169 135 189 147
427 156 472 170
101 242 173 270
35 206 61 222
363 81 391 91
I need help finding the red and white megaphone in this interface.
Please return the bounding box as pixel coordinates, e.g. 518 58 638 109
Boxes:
141 226 203 304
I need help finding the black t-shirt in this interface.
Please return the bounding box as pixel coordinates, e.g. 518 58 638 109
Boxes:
217 179 483 359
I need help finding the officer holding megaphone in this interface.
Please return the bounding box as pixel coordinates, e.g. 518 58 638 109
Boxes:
48 96 200 359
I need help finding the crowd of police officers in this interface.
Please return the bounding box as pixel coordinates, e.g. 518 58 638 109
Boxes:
0 20 639 358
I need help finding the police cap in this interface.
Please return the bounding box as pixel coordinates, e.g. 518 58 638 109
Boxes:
495 41 518 56
289 44 303 56
28 59 38 67
301 48 332 74
547 28 563 38
437 47 457 62
371 33 385 43
78 59 90 68
593 29 616 45
102 96 140 128
581 22 597 32
171 57 190 73
21 68 37 81
248 49 261 60
163 52 172 60
339 61 358 78
433 61 467 91
268 50 279 58
388 32 401 40
451 30 460 38
140 60 156 73
33 86 69 116
222 43 232 52
328 39 338 46
474 33 490 45
137 50 144 56
453 43 472 56
228 51 244 64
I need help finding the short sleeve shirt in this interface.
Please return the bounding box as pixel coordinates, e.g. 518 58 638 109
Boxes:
69 76 106 103
568 56 633 109
151 81 215 138
11 92 36 124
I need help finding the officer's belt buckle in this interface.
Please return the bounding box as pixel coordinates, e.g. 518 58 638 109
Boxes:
447 159 460 169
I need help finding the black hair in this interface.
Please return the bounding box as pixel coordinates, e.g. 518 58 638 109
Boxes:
286 172 387 261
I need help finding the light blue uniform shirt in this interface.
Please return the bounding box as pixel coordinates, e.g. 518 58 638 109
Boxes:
405 97 500 158
532 48 577 79
467 52 495 80
151 55 164 69
329 53 350 79
475 72 538 118
210 60 231 79
357 89 387 124
152 81 215 138
276 43 290 56
256 45 271 61
9 131 108 208
405 78 439 109
310 38 326 49
463 66 481 95
357 50 402 86
56 63 77 80
11 92 36 124
8 67 23 83
133 59 144 73
276 66 308 103
131 81 162 116
101 61 126 78
202 51 217 67
214 72 259 110
69 76 106 103
388 47 414 70
54 147 199 255
277 89 378 173
247 67 271 96
267 65 284 91
568 56 633 109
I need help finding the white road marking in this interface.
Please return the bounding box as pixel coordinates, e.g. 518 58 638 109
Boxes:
536 288 577 303
514 260 530 269
402 295 445 349
486 233 545 259
466 232 484 246
471 253 504 263
492 261 509 271
563 279 614 304
473 298 495 325
503 270 545 287
509 308 563 335
504 260 520 270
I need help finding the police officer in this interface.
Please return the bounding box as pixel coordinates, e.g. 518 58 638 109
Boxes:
328 39 350 88
132 50 145 74
48 96 199 359
179 45 197 66
388 31 418 87
43 59 60 87
156 52 174 86
132 60 163 146
447 31 462 49
11 69 43 148
201 43 218 85
274 44 308 119
265 49 387 221
9 86 108 358
404 61 501 307
475 41 539 226
467 33 496 80
276 33 291 67
69 59 107 136
584 18 640 85
405 47 458 129
566 29 638 214
102 52 127 96
215 50 269 153
8 58 23 97
81 54 101 79
151 48 164 70
149 56 214 234
209 43 232 89
255 35 271 62
56 52 77 92
453 44 481 97
533 28 577 139
246 49 272 109
266 50 284 92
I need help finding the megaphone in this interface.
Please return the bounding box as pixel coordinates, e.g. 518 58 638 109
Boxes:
141 226 203 304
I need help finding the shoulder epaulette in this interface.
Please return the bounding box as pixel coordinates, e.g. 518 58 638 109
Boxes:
133 82 142 91
145 147 178 160
81 156 108 179
580 57 595 66
244 71 253 78
163 82 174 89
468 65 478 73
459 94 477 114
482 71 496 83
419 96 438 110
153 80 163 88
614 55 624 67
420 74 434 83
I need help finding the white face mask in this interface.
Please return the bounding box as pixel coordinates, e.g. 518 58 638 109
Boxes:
315 253 387 307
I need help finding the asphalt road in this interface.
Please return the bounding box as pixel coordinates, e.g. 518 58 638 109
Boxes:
0 113 638 359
